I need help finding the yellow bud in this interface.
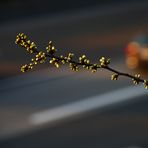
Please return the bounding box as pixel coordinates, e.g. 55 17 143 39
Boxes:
55 62 60 68
21 64 28 73
111 74 118 80
144 80 148 89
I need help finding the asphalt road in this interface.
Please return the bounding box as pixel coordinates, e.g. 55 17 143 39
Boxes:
0 93 148 148
0 2 148 148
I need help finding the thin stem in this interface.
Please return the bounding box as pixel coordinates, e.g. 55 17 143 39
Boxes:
45 52 144 83
15 33 148 89
103 66 144 83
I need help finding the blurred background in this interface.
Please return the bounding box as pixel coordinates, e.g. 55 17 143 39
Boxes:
0 0 148 148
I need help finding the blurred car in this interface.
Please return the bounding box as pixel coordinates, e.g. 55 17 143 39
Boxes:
125 36 148 71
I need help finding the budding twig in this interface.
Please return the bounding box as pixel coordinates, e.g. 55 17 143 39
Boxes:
15 33 148 90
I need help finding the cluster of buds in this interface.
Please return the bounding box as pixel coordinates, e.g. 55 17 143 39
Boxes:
60 53 75 64
89 64 100 73
15 33 37 53
16 33 148 90
67 53 74 62
144 80 148 89
49 58 60 68
21 64 28 73
111 74 119 80
46 41 56 54
35 51 46 64
132 74 141 85
79 55 90 69
69 63 79 71
21 63 34 73
100 57 110 67
21 51 47 73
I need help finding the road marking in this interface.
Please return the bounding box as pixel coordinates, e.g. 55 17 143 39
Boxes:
30 85 147 125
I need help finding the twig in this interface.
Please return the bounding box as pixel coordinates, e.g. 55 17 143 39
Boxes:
15 33 148 90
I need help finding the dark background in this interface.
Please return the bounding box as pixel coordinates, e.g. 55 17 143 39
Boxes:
0 1 148 148
0 0 147 23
